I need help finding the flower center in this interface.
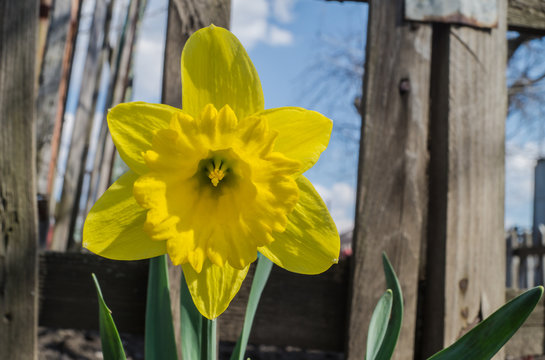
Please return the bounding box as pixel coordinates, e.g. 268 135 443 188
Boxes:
207 160 226 187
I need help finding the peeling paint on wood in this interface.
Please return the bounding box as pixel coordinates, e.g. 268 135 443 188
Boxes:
405 0 498 28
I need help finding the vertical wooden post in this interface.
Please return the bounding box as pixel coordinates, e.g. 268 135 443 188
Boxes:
0 0 39 359
161 0 230 356
420 0 507 357
346 0 432 359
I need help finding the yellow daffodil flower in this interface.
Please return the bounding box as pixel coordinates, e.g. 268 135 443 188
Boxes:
83 25 340 319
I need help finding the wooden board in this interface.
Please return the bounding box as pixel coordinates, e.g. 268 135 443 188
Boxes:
420 1 507 358
346 0 432 359
0 1 39 358
508 0 545 34
38 252 149 332
36 0 74 196
37 252 348 351
35 253 544 357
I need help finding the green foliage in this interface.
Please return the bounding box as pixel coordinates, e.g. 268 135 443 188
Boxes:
366 290 393 360
230 254 274 360
145 255 178 360
428 286 544 360
180 269 203 360
365 254 543 360
371 253 404 360
91 274 127 360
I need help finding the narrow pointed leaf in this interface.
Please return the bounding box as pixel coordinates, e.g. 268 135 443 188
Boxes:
373 253 403 360
428 286 544 360
180 271 203 360
91 274 127 360
367 290 393 360
145 255 178 360
230 254 274 360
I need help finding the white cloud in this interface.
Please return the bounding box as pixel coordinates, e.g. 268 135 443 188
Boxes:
273 0 296 23
268 25 294 45
314 182 356 234
231 0 296 49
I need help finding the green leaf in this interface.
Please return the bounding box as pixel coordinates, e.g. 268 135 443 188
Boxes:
373 253 403 360
366 290 393 360
145 255 178 360
91 273 127 360
180 270 203 360
428 286 544 360
230 254 274 360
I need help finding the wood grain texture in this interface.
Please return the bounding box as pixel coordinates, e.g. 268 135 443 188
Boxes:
36 0 73 196
161 1 230 356
0 0 39 358
51 0 109 251
46 0 81 200
346 0 432 359
508 0 545 34
420 1 507 358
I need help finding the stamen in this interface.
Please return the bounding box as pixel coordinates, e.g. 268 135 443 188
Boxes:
208 161 226 187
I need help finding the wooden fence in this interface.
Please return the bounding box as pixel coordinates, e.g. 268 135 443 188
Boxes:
506 228 545 289
37 252 545 358
2 0 545 359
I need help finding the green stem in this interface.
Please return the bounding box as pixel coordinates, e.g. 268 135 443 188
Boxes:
201 317 217 360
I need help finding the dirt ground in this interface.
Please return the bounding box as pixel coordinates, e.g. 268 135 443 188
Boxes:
38 327 345 360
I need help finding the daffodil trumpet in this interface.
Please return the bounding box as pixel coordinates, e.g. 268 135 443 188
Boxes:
83 25 340 320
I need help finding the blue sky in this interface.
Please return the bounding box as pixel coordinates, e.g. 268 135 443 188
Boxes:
59 0 539 233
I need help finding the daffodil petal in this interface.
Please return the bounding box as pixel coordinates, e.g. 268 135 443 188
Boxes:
181 260 249 319
258 176 340 275
108 102 182 174
181 25 264 120
83 170 167 259
258 107 333 175
182 261 250 320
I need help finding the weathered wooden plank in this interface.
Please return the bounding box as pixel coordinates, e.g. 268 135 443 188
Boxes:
420 1 507 358
326 0 545 34
51 0 109 251
346 0 432 359
36 0 77 197
508 0 545 34
38 252 149 332
45 0 81 205
38 252 348 351
0 0 39 358
161 1 230 357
